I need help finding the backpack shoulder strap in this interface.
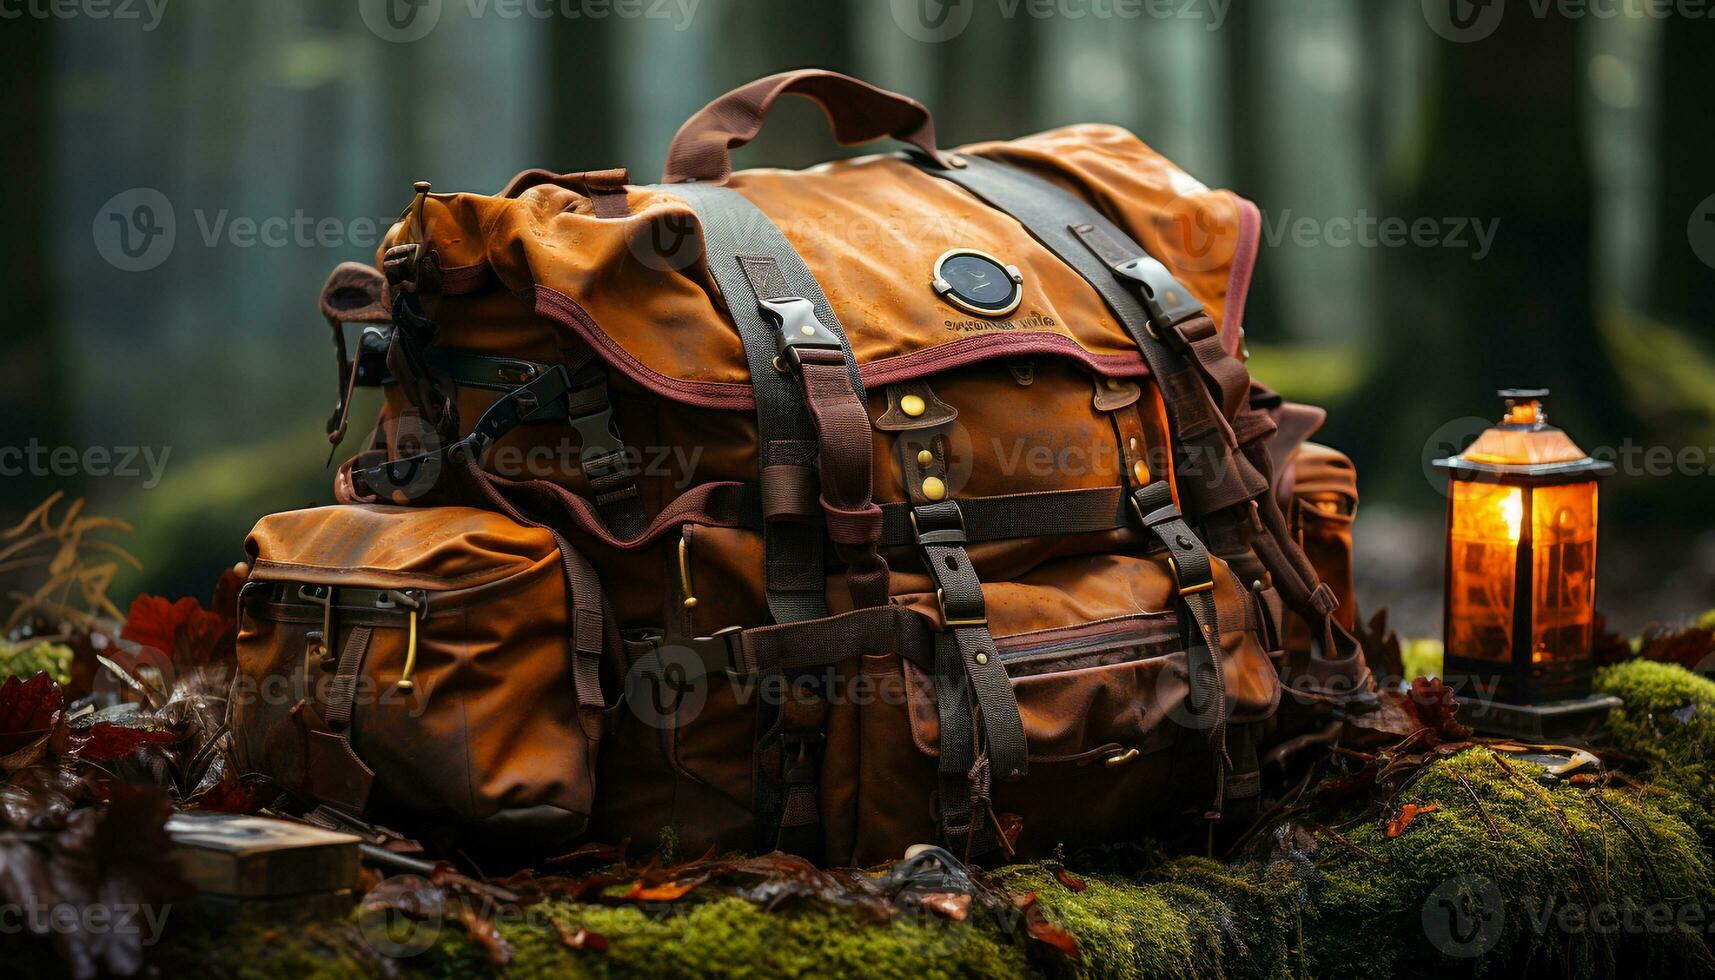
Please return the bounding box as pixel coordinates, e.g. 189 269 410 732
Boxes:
915 152 1370 703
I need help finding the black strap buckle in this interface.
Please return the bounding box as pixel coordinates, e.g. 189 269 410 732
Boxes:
760 296 842 371
1112 255 1203 336
910 504 968 546
684 626 746 681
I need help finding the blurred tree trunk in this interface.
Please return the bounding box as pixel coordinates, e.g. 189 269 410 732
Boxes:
546 19 624 172
1647 16 1715 332
1337 13 1634 499
0 13 57 516
1218 1 1283 343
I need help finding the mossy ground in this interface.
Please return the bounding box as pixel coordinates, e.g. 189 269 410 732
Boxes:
15 659 1715 979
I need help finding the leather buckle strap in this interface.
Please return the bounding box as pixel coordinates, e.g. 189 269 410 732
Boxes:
909 502 968 546
424 348 554 392
1110 254 1204 336
1128 482 1216 597
685 625 747 680
349 365 571 499
760 296 843 372
935 587 987 629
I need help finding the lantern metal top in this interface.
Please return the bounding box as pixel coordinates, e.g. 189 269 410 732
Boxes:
1434 388 1615 485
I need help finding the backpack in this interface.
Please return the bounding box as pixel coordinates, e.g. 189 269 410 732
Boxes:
238 69 1373 864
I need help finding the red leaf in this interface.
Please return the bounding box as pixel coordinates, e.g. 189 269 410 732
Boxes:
120 596 202 657
919 892 971 921
1014 892 1079 961
1052 866 1087 893
190 769 264 813
455 908 513 967
121 593 235 670
623 877 704 902
1406 677 1471 742
76 723 179 762
552 919 609 953
1385 803 1441 838
0 672 65 757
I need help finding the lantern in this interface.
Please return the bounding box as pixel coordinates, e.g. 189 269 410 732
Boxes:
1435 389 1613 714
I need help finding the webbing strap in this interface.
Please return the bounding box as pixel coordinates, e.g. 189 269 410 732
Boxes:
667 182 835 623
917 154 1268 517
1129 481 1230 808
737 256 888 610
918 154 1366 699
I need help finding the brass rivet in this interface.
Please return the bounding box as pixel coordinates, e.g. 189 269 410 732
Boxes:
900 394 926 417
974 652 989 666
682 597 698 609
916 449 933 467
1133 460 1150 484
922 476 946 501
799 324 816 337
1129 437 1139 451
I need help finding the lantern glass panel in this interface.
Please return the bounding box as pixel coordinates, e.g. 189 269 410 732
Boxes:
1530 482 1597 664
1448 481 1520 662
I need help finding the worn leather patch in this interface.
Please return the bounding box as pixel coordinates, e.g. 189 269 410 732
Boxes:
874 380 958 431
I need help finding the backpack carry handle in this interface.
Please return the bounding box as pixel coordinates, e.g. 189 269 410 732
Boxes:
662 69 957 184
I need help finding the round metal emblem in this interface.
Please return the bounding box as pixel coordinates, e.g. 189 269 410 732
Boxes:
932 248 1023 317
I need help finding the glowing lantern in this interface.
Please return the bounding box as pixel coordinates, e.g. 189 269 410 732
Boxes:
1435 389 1612 706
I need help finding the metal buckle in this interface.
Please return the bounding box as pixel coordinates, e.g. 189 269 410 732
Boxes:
1166 554 1216 596
1112 255 1203 335
760 296 841 371
935 588 988 628
909 507 967 546
686 625 745 681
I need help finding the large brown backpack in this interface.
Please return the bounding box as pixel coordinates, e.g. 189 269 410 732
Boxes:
237 70 1372 864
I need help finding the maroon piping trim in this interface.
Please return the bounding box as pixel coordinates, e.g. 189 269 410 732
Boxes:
438 262 495 295
1222 196 1261 359
536 284 1149 411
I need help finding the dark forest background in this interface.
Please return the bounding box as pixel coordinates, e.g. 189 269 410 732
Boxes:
2 1 1713 636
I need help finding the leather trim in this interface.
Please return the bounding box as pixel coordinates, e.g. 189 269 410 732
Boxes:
539 282 1152 411
1221 196 1262 360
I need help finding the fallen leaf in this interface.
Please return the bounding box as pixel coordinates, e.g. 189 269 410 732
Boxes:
76 722 179 762
1052 865 1087 893
623 877 703 902
1013 892 1079 961
1385 803 1441 838
553 919 609 952
0 672 65 757
919 892 971 921
456 907 512 967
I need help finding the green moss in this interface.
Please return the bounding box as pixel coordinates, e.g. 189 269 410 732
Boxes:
1302 747 1715 979
1401 638 1445 681
108 660 1715 979
0 641 73 684
1595 659 1715 846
